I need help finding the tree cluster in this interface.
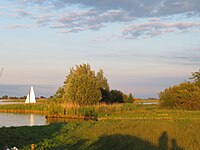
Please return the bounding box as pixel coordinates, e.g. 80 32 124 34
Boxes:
159 70 200 110
53 63 134 105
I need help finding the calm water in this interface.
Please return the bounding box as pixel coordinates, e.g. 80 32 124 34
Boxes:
0 113 47 127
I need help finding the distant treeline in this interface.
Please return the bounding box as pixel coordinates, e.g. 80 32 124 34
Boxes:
0 95 47 100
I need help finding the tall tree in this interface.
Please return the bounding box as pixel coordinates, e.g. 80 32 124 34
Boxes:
96 69 110 102
96 69 109 91
63 64 102 105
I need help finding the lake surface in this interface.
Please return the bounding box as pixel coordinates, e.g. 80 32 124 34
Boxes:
0 113 47 127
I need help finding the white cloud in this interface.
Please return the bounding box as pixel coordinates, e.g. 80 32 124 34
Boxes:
50 9 134 32
122 22 200 39
17 0 200 17
2 0 198 38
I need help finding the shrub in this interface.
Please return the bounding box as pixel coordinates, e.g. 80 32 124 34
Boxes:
159 82 200 110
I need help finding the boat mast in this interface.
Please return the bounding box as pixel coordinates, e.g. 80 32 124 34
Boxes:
0 68 3 78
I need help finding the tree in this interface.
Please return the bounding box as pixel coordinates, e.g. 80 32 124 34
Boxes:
96 69 110 102
63 64 102 105
109 90 124 103
127 93 134 103
159 82 200 110
96 69 109 91
51 86 65 103
159 70 200 110
190 70 200 87
2 95 8 99
190 70 200 82
53 86 65 99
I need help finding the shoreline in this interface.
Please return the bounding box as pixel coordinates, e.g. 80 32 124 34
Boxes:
0 109 46 114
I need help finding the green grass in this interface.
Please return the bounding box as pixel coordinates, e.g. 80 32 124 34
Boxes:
104 105 200 120
0 103 200 149
0 103 48 113
0 119 199 150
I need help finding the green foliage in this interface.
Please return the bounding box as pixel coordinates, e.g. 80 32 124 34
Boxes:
109 90 124 103
190 69 200 87
1 119 200 150
2 95 8 99
83 107 98 120
47 102 63 115
63 64 102 105
99 89 110 103
159 82 200 110
96 69 109 91
53 63 134 105
190 69 200 82
128 93 134 103
124 93 134 103
96 69 110 103
160 70 200 110
100 90 134 104
53 86 65 99
0 123 63 150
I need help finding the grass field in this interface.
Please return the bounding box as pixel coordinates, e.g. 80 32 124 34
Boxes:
0 119 199 150
0 102 200 149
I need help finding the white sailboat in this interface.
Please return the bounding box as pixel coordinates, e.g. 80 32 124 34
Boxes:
25 86 36 103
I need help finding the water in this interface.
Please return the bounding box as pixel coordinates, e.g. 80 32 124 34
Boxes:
0 113 47 127
140 102 159 105
0 101 24 105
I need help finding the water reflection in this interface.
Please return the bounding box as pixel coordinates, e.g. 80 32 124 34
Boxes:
29 114 34 126
0 113 47 127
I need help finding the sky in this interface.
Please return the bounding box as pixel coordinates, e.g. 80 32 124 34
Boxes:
0 0 200 98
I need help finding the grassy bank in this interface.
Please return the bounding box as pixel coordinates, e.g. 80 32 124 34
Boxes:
1 102 200 149
0 119 199 150
47 102 200 121
1 102 200 121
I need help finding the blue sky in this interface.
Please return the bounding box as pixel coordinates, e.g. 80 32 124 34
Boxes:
0 0 200 98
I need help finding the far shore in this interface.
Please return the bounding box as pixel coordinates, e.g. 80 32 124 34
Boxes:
0 109 46 114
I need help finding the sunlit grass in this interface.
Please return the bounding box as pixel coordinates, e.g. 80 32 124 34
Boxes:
0 100 200 149
0 119 199 150
1 102 200 120
0 103 47 114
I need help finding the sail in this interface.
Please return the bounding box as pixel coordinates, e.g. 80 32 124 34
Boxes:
25 86 36 103
25 93 30 103
30 86 36 103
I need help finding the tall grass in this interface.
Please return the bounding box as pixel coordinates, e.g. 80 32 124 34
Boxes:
46 102 139 118
0 103 48 114
47 102 200 120
1 101 199 120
